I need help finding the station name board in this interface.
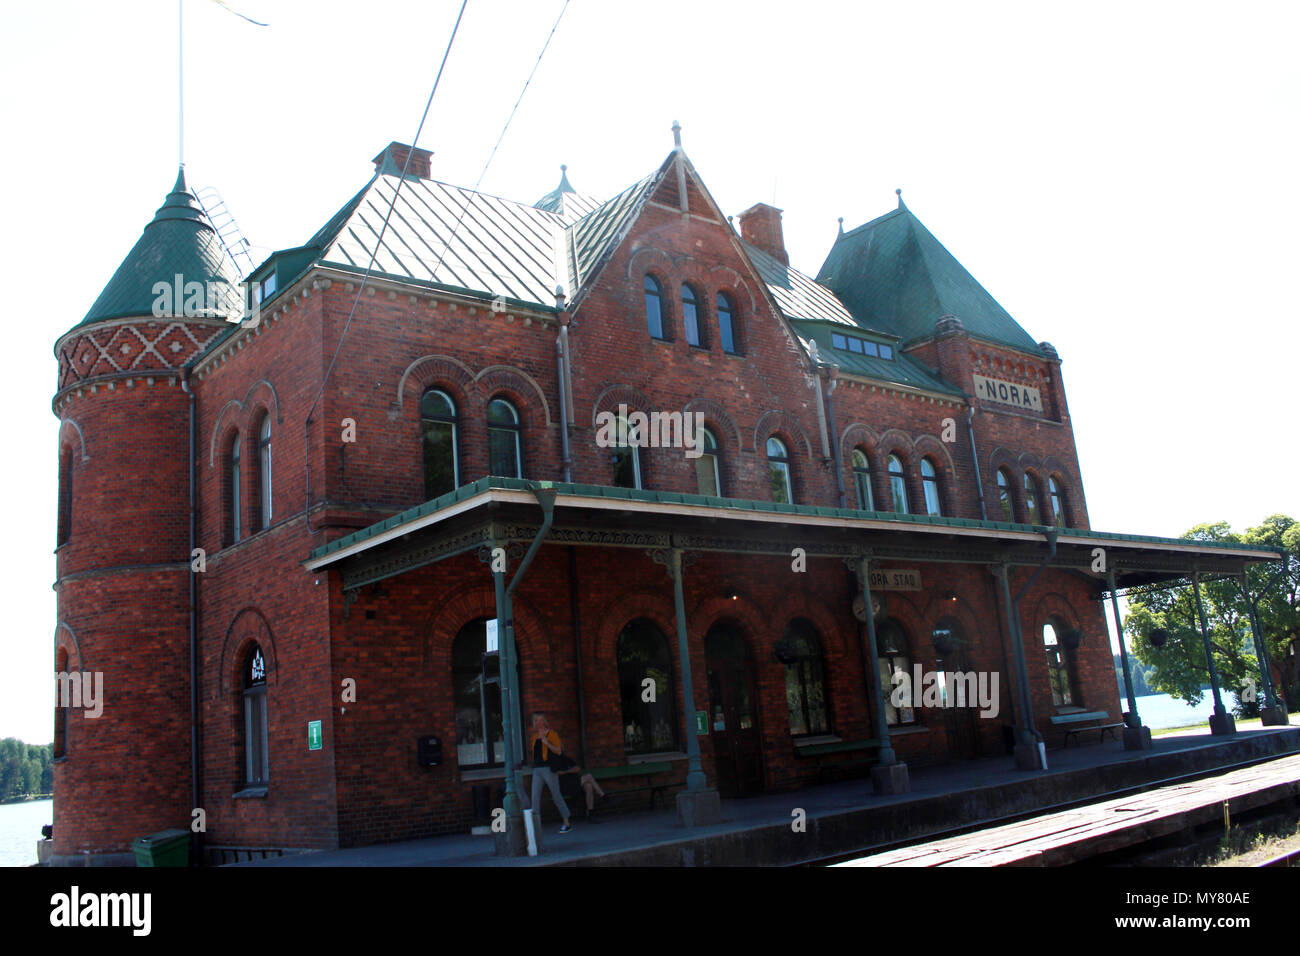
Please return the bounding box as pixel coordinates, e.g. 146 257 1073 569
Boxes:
972 374 1043 413
870 568 921 591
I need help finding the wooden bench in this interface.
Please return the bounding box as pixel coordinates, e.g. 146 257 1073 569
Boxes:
1050 711 1124 747
796 739 880 782
582 762 675 809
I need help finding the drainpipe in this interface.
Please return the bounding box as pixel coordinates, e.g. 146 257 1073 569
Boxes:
554 287 572 483
823 366 846 508
181 365 200 865
966 405 987 521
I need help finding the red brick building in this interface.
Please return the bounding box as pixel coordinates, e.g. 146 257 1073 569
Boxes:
50 134 1282 863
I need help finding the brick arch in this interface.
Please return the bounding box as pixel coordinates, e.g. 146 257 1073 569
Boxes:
706 265 758 314
422 581 556 680
1017 451 1044 474
1042 463 1082 528
839 422 881 462
767 592 850 656
241 379 284 425
877 429 916 461
1025 591 1084 637
58 417 90 463
914 434 958 515
207 399 246 466
592 588 678 671
590 384 655 428
682 397 742 452
475 365 552 427
625 245 675 283
987 447 1023 520
754 410 813 459
687 592 769 649
916 591 984 661
54 620 86 672
395 354 477 411
878 432 916 512
219 608 278 696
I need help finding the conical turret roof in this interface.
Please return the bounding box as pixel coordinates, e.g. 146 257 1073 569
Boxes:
80 168 241 326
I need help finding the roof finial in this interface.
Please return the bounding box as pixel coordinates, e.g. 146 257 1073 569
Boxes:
896 187 904 209
837 216 844 234
672 119 682 149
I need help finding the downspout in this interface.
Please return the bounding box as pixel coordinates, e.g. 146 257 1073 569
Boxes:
554 287 572 483
1002 528 1058 758
181 365 200 865
822 366 846 509
503 484 557 816
966 405 987 521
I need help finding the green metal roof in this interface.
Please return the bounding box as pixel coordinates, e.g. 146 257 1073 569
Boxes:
81 168 242 326
743 241 861 329
307 476 1285 564
564 164 662 293
817 199 1044 355
791 319 965 397
533 165 600 221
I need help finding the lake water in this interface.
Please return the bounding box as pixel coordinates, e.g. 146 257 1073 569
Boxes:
1129 690 1231 730
0 798 51 868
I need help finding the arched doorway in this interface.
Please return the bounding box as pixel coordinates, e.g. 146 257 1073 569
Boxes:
704 620 763 796
932 617 981 759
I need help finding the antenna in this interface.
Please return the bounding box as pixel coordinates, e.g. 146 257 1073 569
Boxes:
178 0 184 168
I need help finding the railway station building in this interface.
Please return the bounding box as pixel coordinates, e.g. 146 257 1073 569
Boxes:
50 131 1286 863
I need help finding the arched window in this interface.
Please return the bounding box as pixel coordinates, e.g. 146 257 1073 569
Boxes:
852 448 874 510
256 414 272 531
717 292 737 354
780 618 830 737
1043 618 1076 707
452 618 506 768
887 454 909 514
421 389 459 498
53 648 68 759
1048 476 1068 527
228 432 242 545
681 283 702 347
57 444 72 547
644 275 665 339
695 427 721 497
767 437 791 504
921 457 942 517
242 643 269 787
617 618 679 754
996 469 1013 521
876 619 916 726
1024 473 1042 524
487 398 522 478
611 414 642 489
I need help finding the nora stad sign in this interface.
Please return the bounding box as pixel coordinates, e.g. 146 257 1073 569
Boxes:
973 374 1042 413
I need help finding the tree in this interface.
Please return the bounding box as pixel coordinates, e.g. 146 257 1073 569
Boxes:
1125 516 1298 716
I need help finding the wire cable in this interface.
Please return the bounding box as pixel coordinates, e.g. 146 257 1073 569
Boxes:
304 0 469 531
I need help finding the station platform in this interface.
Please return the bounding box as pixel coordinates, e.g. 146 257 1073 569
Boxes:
234 724 1300 867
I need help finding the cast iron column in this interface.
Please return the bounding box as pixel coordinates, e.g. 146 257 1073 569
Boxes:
856 555 909 793
1106 569 1151 749
1193 572 1235 735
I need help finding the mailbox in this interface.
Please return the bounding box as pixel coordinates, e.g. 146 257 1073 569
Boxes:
417 735 442 767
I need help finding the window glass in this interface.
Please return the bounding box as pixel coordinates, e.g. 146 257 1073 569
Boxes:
848 337 864 353
453 618 506 767
258 415 272 529
852 448 873 510
876 620 915 725
644 276 664 339
612 416 641 489
242 643 269 786
997 469 1013 521
888 454 909 514
230 433 242 543
682 283 701 347
422 389 458 498
1043 620 1075 707
1048 476 1067 527
487 398 522 478
879 344 893 360
862 340 879 357
695 427 720 496
781 619 830 737
921 457 942 516
1024 473 1041 523
717 293 737 353
767 436 791 504
618 619 679 754
831 333 847 350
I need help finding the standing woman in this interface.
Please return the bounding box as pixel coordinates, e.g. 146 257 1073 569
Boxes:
530 712 573 833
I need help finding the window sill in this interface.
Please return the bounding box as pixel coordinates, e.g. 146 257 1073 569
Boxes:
233 786 268 799
886 725 930 736
627 751 686 764
793 735 842 749
1054 705 1087 715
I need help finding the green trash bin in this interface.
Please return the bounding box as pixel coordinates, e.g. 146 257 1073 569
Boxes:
132 829 191 867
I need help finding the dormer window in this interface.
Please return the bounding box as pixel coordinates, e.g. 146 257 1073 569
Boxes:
830 332 893 360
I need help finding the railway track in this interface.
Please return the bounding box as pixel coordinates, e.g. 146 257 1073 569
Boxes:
792 749 1300 867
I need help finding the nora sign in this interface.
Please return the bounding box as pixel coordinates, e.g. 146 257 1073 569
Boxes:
973 374 1042 413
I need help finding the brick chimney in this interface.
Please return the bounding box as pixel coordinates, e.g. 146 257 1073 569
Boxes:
738 202 788 266
372 142 434 179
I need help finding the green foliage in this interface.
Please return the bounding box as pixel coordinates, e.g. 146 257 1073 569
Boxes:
0 738 53 801
1125 515 1299 715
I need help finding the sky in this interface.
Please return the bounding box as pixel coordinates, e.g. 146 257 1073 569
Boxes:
1 0 1296 743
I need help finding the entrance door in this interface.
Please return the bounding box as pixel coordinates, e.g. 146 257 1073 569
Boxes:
934 625 981 759
705 621 763 796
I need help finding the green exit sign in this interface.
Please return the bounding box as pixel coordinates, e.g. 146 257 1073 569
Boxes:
307 720 323 751
695 710 708 735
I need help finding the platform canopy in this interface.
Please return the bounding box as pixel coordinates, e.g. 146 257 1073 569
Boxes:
305 477 1284 594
